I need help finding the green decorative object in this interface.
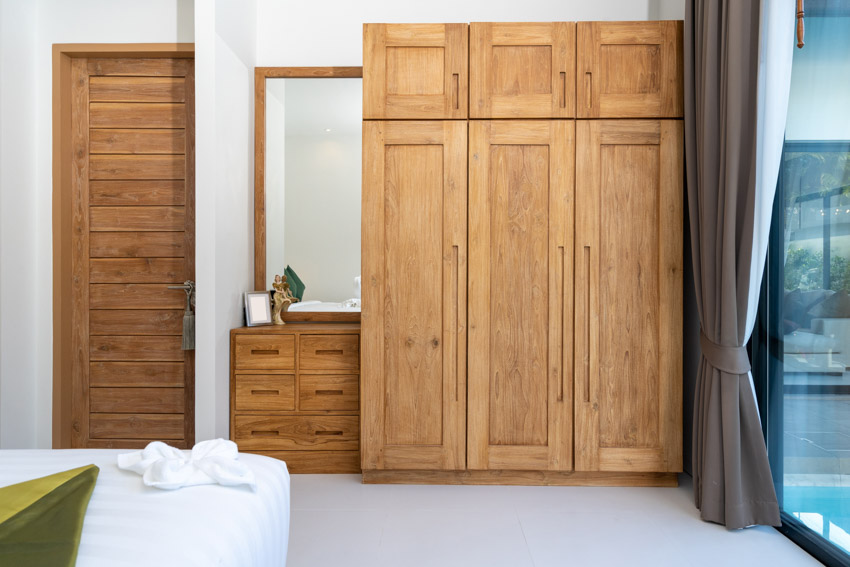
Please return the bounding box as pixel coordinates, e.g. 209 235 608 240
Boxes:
285 265 305 301
0 465 99 567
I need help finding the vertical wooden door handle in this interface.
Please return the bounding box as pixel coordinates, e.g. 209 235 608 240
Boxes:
583 245 591 403
451 73 460 110
558 245 566 401
452 244 459 402
559 72 567 109
585 72 593 109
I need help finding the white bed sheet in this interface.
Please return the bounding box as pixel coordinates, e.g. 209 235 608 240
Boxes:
0 449 290 567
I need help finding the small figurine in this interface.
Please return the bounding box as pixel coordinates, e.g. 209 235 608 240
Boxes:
271 274 299 325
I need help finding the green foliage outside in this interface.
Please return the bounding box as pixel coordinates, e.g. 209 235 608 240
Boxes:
785 247 850 291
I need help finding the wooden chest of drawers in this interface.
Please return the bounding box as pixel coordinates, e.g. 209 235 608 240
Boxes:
230 323 361 473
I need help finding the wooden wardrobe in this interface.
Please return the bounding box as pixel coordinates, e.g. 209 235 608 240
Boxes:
362 21 683 485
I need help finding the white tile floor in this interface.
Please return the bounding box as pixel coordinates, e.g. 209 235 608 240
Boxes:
287 474 824 567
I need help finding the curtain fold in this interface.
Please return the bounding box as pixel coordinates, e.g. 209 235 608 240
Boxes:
685 0 794 529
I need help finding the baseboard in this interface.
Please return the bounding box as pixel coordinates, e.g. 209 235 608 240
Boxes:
361 469 679 487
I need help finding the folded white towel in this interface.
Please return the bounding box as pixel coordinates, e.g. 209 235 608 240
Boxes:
117 439 256 491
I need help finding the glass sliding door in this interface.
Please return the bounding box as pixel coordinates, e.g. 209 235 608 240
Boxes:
756 8 850 565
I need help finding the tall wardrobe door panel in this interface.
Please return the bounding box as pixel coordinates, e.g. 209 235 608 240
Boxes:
574 120 683 473
576 21 683 118
363 24 468 119
362 121 467 470
470 22 575 118
468 120 574 471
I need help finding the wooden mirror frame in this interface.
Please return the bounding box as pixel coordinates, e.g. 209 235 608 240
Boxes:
254 66 363 322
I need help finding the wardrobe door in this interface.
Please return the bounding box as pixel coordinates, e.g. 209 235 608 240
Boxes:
470 22 575 119
468 120 574 471
576 21 683 118
574 120 683 473
361 121 467 470
363 24 468 119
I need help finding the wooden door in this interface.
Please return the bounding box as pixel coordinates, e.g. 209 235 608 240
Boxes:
467 120 574 471
361 121 467 470
363 24 468 119
70 57 194 448
574 120 682 472
470 22 575 119
576 21 683 118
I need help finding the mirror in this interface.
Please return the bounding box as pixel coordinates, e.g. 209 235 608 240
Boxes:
255 68 363 321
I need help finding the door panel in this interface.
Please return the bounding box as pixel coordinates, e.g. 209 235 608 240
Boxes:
362 121 467 470
468 120 574 471
363 24 468 119
576 21 683 118
575 120 682 472
70 57 194 449
470 22 575 118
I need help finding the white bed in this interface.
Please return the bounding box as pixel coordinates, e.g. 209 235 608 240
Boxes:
0 449 290 567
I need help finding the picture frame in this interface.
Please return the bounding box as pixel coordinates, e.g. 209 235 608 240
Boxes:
244 291 272 326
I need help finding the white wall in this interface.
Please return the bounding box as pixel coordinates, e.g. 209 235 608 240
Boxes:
0 0 193 449
194 0 257 442
256 0 684 66
785 16 850 141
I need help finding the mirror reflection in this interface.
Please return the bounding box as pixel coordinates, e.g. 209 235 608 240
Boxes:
265 77 362 312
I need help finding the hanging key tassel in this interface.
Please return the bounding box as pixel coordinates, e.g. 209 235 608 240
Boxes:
169 281 195 350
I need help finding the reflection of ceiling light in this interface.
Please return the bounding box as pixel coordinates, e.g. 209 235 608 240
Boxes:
325 128 332 132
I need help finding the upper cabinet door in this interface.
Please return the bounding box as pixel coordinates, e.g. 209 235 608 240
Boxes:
576 21 683 118
468 120 574 471
574 120 683 473
361 121 467 470
363 24 468 119
470 22 575 118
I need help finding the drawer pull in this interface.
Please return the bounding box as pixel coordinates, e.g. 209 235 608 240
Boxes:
251 430 280 437
315 430 344 436
315 349 343 356
251 389 279 396
251 349 279 355
315 389 343 396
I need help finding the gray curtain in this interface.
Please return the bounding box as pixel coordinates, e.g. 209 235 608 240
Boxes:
685 0 782 528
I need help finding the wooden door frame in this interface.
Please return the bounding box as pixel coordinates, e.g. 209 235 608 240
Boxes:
52 43 194 449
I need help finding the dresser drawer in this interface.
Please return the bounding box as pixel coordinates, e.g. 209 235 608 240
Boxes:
300 375 359 411
233 415 359 451
235 375 295 411
234 335 295 370
299 334 359 371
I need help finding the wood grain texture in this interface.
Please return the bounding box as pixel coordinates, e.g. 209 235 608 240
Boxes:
90 206 184 231
89 76 185 102
574 119 682 473
233 416 359 451
234 335 296 370
89 155 185 180
361 121 467 471
90 361 184 387
89 180 185 205
299 335 360 372
251 450 361 474
89 414 184 439
90 387 184 413
468 120 574 471
89 102 186 128
90 284 186 309
363 24 468 119
576 21 683 118
90 309 184 335
90 129 185 155
90 335 184 361
87 58 190 77
90 231 184 257
361 470 678 487
70 58 91 448
89 258 185 283
183 60 196 448
470 22 575 118
235 375 296 411
299 375 359 411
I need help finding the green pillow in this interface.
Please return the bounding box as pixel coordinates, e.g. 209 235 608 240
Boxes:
0 464 99 567
285 265 305 302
